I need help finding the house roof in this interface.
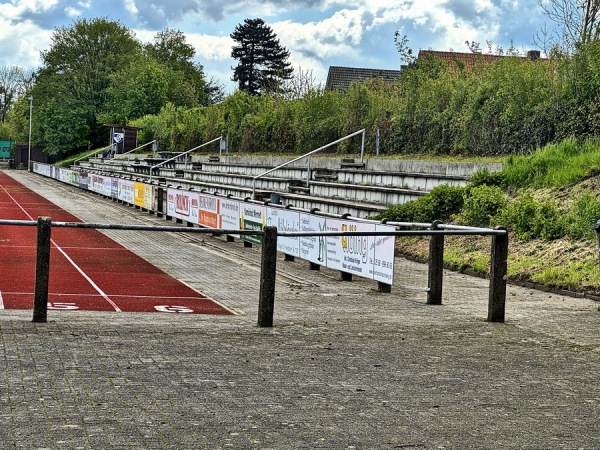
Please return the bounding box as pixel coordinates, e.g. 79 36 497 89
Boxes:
417 50 544 73
325 66 402 91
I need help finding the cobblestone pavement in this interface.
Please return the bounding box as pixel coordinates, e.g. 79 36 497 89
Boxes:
1 170 599 449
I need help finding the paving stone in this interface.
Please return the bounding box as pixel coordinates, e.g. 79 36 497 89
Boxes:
0 170 599 449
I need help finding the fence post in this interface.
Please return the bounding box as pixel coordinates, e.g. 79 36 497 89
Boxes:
258 226 277 327
156 187 164 218
427 221 444 305
488 227 508 323
32 216 51 323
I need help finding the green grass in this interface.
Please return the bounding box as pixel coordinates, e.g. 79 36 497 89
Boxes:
503 138 600 188
531 259 600 290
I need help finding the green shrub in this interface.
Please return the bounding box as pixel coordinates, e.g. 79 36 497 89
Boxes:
468 167 506 188
499 192 565 240
565 192 600 240
459 185 506 227
374 184 465 223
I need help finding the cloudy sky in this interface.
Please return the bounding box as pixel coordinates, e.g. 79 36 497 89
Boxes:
0 0 551 93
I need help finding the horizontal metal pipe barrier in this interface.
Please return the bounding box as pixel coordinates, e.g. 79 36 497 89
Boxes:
0 219 507 237
1 218 507 327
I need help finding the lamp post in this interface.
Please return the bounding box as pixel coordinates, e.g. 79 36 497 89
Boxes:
27 96 33 172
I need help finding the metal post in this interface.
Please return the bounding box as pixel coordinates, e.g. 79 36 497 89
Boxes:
427 221 444 305
360 129 365 163
156 187 164 218
27 96 33 171
488 227 508 323
33 216 51 323
258 226 277 327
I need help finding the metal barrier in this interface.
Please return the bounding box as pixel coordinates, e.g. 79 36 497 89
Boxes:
2 218 508 327
251 129 366 199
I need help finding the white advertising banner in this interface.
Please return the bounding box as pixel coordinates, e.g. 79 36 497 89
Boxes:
372 224 396 284
167 188 199 223
102 176 113 197
118 179 135 204
220 197 240 236
325 219 376 279
143 184 155 211
267 207 300 257
299 213 327 265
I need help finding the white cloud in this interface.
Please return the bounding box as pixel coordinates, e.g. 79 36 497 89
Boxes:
187 34 233 61
124 0 138 15
0 0 59 20
65 6 82 17
0 19 50 68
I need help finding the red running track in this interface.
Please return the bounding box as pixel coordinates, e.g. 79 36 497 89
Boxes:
0 172 233 315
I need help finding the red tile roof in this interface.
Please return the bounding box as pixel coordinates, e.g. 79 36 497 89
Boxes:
417 50 543 73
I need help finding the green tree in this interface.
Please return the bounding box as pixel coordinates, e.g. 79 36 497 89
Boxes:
231 18 293 96
101 56 171 124
0 66 32 123
144 28 213 106
31 18 141 155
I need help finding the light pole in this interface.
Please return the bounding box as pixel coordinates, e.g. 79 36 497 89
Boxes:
27 96 33 171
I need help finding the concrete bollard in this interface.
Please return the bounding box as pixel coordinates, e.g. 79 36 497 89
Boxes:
32 216 51 323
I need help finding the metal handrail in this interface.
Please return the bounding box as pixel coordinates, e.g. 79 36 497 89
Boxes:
73 145 111 165
149 136 222 180
113 140 157 160
251 129 366 199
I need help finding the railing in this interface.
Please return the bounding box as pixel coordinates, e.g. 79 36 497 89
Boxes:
73 145 112 165
2 217 508 328
251 129 366 199
113 140 157 160
149 136 222 180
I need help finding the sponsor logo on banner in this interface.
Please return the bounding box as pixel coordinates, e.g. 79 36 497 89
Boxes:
198 193 221 228
299 213 327 265
268 207 300 257
241 204 265 245
220 198 240 237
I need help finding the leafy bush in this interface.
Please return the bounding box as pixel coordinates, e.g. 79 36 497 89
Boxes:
468 167 506 188
458 185 506 227
565 192 600 240
374 184 465 223
499 192 565 240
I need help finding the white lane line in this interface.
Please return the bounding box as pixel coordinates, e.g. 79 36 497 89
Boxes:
0 181 122 312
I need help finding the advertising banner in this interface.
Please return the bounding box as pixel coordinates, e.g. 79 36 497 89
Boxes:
133 182 146 207
143 183 155 211
111 178 119 199
241 204 265 245
118 179 134 204
299 213 327 266
198 193 220 228
220 197 240 237
167 188 199 223
78 172 88 190
372 224 396 284
325 219 376 278
267 207 301 257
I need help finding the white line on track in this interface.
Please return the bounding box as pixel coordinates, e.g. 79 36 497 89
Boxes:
0 181 122 312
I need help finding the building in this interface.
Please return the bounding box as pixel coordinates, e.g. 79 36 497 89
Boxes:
417 50 543 73
325 66 402 92
103 124 140 154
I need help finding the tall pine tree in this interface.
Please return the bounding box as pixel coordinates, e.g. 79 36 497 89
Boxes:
231 18 293 96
